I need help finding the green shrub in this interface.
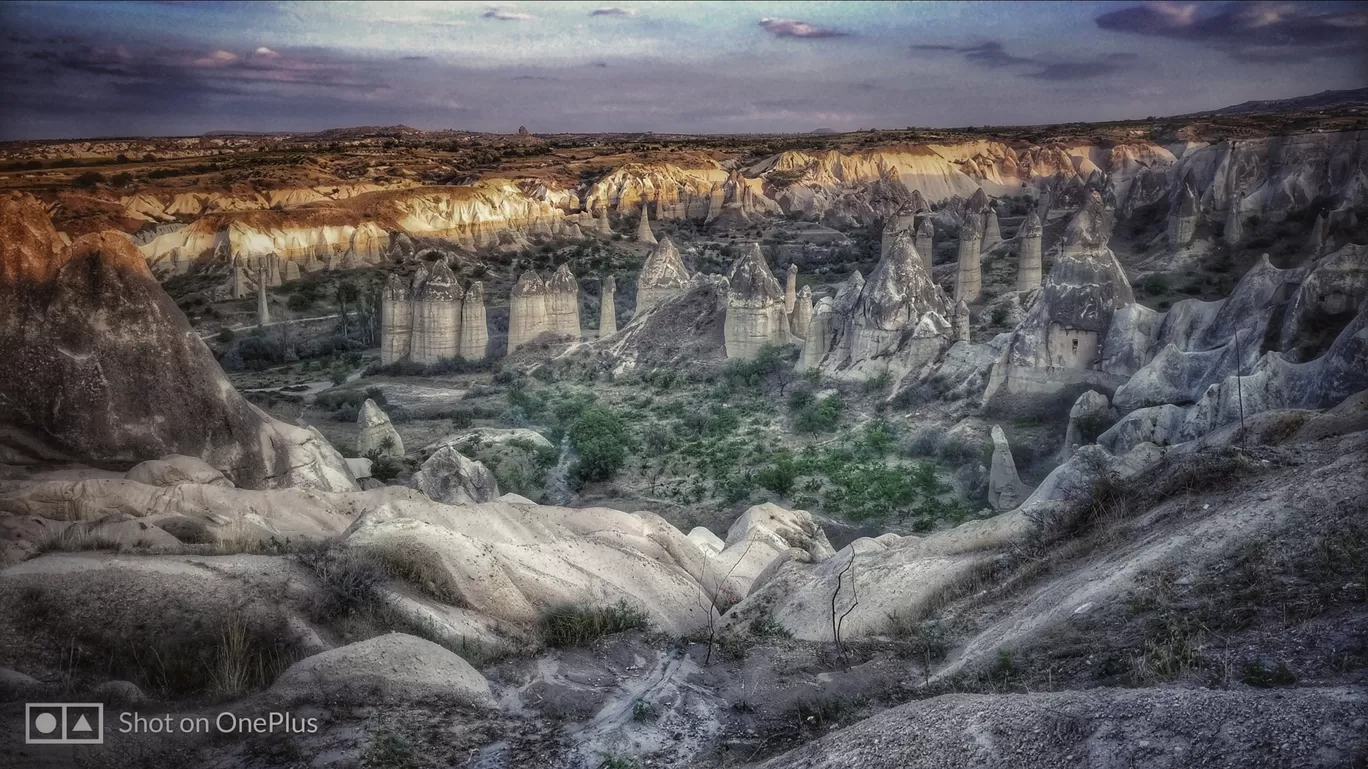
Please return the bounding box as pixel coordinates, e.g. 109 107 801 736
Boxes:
794 394 843 434
1240 660 1297 688
568 404 632 482
756 453 797 496
538 599 650 647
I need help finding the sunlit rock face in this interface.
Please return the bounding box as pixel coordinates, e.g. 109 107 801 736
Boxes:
985 191 1136 409
545 264 582 340
356 399 404 459
724 243 792 360
0 193 357 492
411 260 461 365
1016 210 1044 293
599 276 618 338
784 264 798 314
635 237 692 319
583 161 731 221
982 208 1003 251
798 297 835 371
458 281 490 361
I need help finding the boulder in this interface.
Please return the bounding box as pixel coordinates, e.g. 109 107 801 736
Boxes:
688 526 725 558
125 455 232 488
270 633 495 707
409 446 499 505
1061 390 1110 461
355 399 404 458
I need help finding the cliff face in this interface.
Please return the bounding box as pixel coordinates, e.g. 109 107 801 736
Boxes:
0 194 356 491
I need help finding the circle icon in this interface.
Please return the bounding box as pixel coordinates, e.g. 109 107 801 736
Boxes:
34 712 58 734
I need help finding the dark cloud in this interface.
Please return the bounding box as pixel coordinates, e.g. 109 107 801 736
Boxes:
1095 1 1368 60
482 7 535 21
590 7 636 17
912 40 1140 80
759 18 848 38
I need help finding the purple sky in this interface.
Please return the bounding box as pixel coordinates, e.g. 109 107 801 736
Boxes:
1 1 1364 139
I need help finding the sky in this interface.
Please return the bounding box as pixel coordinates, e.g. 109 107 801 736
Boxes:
1 1 1365 140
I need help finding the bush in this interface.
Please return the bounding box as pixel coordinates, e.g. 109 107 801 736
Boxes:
794 394 843 434
74 171 104 187
755 453 797 496
567 404 632 482
538 600 650 647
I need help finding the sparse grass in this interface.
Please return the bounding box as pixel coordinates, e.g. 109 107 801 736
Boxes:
631 699 659 722
538 599 650 648
597 754 641 769
360 728 421 769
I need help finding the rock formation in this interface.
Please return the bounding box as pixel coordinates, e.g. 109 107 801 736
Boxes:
955 215 983 303
409 446 499 505
983 208 1002 251
410 260 461 365
599 276 617 338
507 270 550 351
1016 210 1044 292
1062 390 1110 461
790 284 813 339
987 426 1028 511
635 205 657 245
545 264 582 339
380 273 413 365
635 237 692 318
798 298 835 371
915 218 935 274
953 299 970 342
986 190 1136 408
0 194 356 492
1167 183 1199 249
255 265 270 326
283 260 301 282
457 281 489 360
356 399 404 458
266 252 282 287
834 230 949 368
784 263 798 314
724 243 791 359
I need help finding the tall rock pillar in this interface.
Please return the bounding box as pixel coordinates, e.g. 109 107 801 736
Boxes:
983 209 1002 251
634 237 691 318
724 243 790 360
915 218 934 274
955 217 983 303
953 299 970 343
790 284 813 339
411 261 461 365
1016 210 1044 293
636 205 657 245
380 272 414 364
1167 184 1198 249
784 263 798 314
457 281 489 360
546 264 582 339
599 276 617 338
255 265 270 326
507 270 550 352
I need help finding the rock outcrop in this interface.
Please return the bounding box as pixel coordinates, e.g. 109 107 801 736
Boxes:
1062 390 1110 461
784 264 798 314
724 244 791 359
0 194 356 492
507 270 550 352
1167 182 1199 249
982 208 1002 251
545 264 582 339
409 446 499 505
457 280 489 361
635 237 691 318
599 276 617 337
272 633 494 707
255 267 270 326
798 297 835 371
828 231 949 372
1016 210 1043 292
953 299 971 343
356 399 404 458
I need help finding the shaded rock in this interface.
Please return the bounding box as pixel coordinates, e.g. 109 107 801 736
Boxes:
270 633 495 707
724 243 791 359
635 237 691 318
507 270 550 352
1016 209 1043 292
545 264 582 339
599 276 617 337
409 446 499 505
987 426 1029 511
954 215 983 303
125 455 232 488
1061 390 1110 461
380 272 413 364
458 280 489 360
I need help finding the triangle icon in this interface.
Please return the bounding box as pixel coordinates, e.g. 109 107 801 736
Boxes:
74 714 92 732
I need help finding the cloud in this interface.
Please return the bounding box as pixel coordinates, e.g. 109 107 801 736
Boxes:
1095 1 1368 60
759 18 847 39
482 6 535 21
590 7 636 16
193 50 239 67
912 40 1139 80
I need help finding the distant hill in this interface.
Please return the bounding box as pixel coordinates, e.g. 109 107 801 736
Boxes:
808 128 839 135
1180 88 1368 117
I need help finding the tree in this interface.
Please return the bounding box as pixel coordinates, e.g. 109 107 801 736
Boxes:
335 280 359 336
567 404 631 482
